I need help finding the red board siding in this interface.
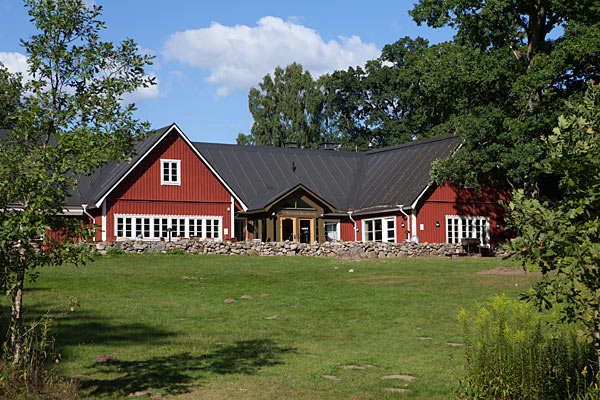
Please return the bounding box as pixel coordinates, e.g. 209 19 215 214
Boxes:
98 130 237 241
339 217 356 241
415 184 510 245
111 133 232 203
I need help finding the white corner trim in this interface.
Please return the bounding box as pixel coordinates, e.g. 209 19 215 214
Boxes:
101 200 107 241
411 208 417 240
230 197 235 239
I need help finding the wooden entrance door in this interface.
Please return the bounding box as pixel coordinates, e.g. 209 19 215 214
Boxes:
299 218 314 243
280 217 296 241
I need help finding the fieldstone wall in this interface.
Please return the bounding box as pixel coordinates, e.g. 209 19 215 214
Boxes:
93 239 508 260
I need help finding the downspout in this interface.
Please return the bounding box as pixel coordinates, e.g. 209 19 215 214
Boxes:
81 204 94 221
398 206 410 241
81 204 95 241
347 211 358 242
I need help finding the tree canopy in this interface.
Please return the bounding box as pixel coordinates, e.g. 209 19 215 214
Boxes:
247 0 600 192
0 0 154 362
508 82 600 369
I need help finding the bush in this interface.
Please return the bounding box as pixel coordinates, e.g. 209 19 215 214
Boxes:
457 295 599 399
1 315 79 399
105 247 125 256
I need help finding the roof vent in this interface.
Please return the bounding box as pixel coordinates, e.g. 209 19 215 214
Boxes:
319 142 337 151
285 142 298 148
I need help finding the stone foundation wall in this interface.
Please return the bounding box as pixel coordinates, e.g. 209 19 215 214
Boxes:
93 239 508 260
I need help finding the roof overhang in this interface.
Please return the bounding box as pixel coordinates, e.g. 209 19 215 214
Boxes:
241 183 337 215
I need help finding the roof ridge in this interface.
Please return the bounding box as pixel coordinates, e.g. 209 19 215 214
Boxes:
365 134 460 156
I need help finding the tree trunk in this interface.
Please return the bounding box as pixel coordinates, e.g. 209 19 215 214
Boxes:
8 267 25 364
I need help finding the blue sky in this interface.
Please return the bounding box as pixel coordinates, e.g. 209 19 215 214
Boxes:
0 0 455 143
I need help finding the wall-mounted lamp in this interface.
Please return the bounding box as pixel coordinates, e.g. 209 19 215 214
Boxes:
401 222 405 228
496 223 500 229
435 221 440 228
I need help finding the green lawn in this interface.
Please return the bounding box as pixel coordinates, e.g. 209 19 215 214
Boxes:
3 254 537 399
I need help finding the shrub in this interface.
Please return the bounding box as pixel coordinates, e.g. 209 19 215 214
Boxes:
165 248 184 255
457 295 599 399
105 247 125 256
0 315 79 399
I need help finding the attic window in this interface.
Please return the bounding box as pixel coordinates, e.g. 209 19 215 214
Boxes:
161 159 181 185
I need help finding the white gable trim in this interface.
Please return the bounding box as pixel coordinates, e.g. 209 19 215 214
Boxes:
93 124 248 211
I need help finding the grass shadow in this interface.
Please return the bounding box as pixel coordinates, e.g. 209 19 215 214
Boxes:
0 304 174 359
80 339 296 397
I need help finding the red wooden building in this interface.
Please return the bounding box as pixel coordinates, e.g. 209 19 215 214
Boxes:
64 124 510 247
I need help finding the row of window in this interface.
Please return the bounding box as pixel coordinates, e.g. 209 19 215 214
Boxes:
447 216 490 246
115 215 221 240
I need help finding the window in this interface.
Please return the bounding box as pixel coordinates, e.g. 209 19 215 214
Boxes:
161 159 181 185
363 217 395 243
446 216 490 247
324 220 340 241
114 214 221 241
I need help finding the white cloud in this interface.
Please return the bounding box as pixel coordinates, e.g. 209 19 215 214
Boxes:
0 51 160 102
122 74 161 103
163 16 380 96
0 51 29 79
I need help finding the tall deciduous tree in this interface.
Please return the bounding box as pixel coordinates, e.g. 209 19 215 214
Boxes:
245 63 327 148
410 0 600 193
0 0 154 362
508 82 600 370
0 63 22 129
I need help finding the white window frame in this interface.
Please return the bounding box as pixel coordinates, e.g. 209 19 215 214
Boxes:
114 214 222 241
160 159 181 186
324 219 340 242
445 215 490 248
362 217 396 243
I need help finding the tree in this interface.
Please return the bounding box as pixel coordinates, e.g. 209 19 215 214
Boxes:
245 63 328 148
410 0 600 193
0 63 22 129
325 37 519 152
508 82 600 370
0 0 154 362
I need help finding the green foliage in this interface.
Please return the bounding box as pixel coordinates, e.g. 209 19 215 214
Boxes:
410 0 600 190
0 312 80 399
104 248 125 256
508 82 600 367
246 63 329 148
0 63 22 130
0 0 154 362
458 295 597 399
164 248 184 255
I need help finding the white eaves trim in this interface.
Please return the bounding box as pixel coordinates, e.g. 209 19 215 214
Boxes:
93 124 248 211
410 140 464 210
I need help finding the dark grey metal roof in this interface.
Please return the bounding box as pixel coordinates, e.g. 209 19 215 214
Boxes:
65 125 171 206
193 134 460 212
193 142 362 211
5 124 459 211
352 134 461 209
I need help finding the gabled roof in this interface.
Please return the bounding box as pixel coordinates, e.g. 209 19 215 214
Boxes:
194 134 460 212
194 141 362 211
67 125 172 207
21 123 459 212
352 135 461 209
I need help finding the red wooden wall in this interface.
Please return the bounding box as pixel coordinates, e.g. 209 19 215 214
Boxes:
98 130 239 241
415 183 510 244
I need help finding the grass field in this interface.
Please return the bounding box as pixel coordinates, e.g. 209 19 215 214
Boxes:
2 254 537 399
